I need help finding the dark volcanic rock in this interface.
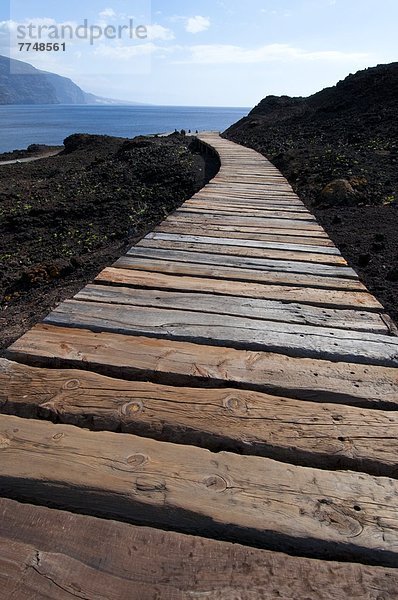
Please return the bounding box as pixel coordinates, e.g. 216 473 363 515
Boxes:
319 179 358 206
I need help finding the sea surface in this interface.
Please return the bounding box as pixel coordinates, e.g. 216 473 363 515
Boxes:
0 105 249 153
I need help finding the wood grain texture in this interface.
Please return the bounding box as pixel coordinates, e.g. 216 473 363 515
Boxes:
155 222 335 245
76 284 390 333
165 219 330 239
176 207 315 220
7 324 398 408
1 414 398 566
185 199 307 210
3 498 398 600
45 299 398 366
115 257 364 292
166 213 324 231
2 359 398 477
125 247 357 281
96 267 383 310
125 247 357 279
144 232 341 256
138 239 346 267
193 194 305 206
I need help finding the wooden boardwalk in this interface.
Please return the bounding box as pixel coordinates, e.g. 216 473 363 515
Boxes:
1 132 398 598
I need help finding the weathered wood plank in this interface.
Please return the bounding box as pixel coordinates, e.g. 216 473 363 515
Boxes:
201 190 298 197
115 256 364 291
167 213 324 231
8 324 398 408
4 498 396 600
209 179 292 185
193 193 303 205
45 299 398 367
145 232 341 256
206 183 294 194
126 247 356 278
1 414 398 566
76 284 389 333
191 202 307 213
184 201 309 213
3 359 398 476
176 207 314 221
139 238 345 265
96 267 382 310
165 218 330 238
155 223 334 245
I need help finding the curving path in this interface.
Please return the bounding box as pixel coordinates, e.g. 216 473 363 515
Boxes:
1 133 398 598
0 149 62 166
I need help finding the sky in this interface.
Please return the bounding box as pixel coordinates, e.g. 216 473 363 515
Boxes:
0 0 397 106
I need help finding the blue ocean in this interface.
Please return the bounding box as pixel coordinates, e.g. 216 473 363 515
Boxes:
0 105 249 153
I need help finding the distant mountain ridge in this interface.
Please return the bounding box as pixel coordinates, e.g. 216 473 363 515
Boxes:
0 55 144 105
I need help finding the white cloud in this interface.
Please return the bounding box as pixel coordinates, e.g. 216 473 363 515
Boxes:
182 43 371 64
146 24 174 41
99 8 116 19
185 16 210 34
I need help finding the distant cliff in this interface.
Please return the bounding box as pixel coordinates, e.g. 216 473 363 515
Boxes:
0 55 142 105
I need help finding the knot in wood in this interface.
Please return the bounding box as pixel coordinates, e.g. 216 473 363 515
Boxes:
223 395 247 415
126 453 148 469
135 476 166 494
52 432 65 441
0 436 11 449
120 400 144 417
62 379 80 391
316 499 363 538
203 475 228 493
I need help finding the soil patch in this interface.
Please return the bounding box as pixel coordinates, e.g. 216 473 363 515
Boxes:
0 133 219 351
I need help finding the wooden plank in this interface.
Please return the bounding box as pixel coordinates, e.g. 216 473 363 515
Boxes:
190 198 305 208
45 299 398 367
167 214 323 231
139 238 345 265
156 223 335 245
194 191 302 201
1 414 398 566
145 232 341 256
207 181 292 188
179 202 310 212
8 323 398 408
126 247 356 278
185 200 309 212
3 358 398 476
96 267 382 310
115 256 364 291
4 499 396 600
176 208 314 221
201 190 298 197
211 177 291 183
166 217 329 237
76 284 389 333
198 186 296 194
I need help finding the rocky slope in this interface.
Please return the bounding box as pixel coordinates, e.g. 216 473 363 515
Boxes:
224 62 398 321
